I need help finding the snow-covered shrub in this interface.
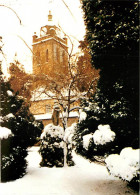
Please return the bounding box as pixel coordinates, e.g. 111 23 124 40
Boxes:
79 109 87 122
40 123 75 167
93 125 116 145
40 124 64 167
83 133 93 150
74 123 116 160
82 125 115 149
64 123 76 166
0 73 43 182
105 147 140 190
74 83 139 161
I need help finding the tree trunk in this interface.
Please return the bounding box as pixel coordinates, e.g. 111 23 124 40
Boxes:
63 111 68 167
63 141 67 167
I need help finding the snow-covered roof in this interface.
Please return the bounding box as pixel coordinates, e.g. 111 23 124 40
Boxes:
34 113 52 120
32 37 67 47
34 111 79 120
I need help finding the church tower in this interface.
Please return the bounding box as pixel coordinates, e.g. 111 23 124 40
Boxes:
32 11 68 75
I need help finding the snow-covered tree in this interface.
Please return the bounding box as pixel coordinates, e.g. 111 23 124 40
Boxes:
74 0 139 160
0 63 43 182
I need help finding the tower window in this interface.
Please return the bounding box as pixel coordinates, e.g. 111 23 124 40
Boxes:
62 50 65 64
57 47 59 62
46 49 49 62
54 44 57 61
53 44 59 62
60 48 63 63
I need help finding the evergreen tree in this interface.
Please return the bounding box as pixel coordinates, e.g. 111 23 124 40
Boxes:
74 0 139 158
0 69 43 182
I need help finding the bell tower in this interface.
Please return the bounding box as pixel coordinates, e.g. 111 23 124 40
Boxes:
32 11 68 75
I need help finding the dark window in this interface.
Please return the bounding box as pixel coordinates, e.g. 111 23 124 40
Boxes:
46 49 49 62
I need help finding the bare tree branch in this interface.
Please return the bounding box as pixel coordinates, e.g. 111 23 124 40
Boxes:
0 5 22 25
60 0 76 22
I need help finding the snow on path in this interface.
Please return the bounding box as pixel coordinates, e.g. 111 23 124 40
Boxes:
0 147 138 195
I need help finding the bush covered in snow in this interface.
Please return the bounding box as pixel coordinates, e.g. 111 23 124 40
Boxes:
93 125 116 145
105 147 140 190
74 123 116 160
64 123 76 166
39 124 75 167
0 72 43 182
74 87 139 161
39 124 64 167
0 126 12 139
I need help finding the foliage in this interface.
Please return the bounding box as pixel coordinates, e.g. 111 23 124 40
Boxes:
9 61 33 102
76 39 99 95
0 70 43 182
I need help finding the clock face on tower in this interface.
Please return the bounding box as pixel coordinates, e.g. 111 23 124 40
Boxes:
40 27 47 37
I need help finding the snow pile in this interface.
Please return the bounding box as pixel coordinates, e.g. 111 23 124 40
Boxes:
5 113 14 119
79 109 87 122
105 147 140 182
0 116 3 123
41 124 64 139
0 126 12 139
7 90 13 96
93 125 115 145
83 133 93 150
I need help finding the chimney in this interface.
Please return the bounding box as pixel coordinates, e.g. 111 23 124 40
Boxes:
33 32 38 42
48 10 53 21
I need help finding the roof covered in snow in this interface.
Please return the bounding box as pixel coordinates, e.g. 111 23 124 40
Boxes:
34 111 79 120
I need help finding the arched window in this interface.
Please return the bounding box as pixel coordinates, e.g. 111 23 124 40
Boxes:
54 44 57 61
56 47 59 62
53 44 59 62
46 49 49 62
62 50 65 64
60 48 65 64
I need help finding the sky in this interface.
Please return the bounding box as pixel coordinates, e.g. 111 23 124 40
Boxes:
0 0 86 73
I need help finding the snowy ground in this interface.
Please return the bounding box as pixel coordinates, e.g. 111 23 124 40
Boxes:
0 147 138 195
